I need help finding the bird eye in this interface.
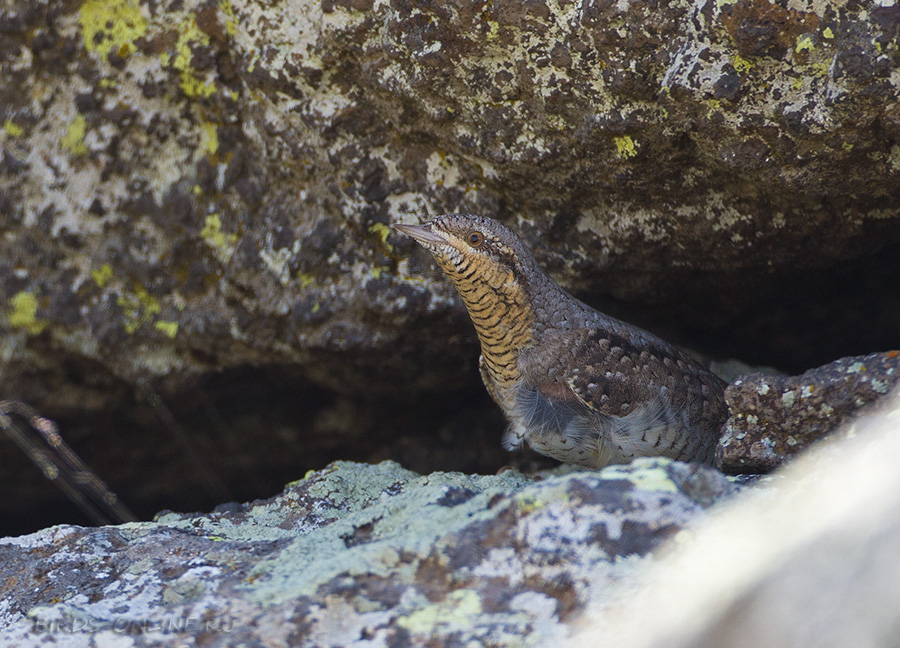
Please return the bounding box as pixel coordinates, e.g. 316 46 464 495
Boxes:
467 231 484 247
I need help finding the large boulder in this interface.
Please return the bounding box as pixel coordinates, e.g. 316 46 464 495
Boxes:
0 459 736 646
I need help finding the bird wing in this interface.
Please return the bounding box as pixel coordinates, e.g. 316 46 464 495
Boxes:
516 326 726 464
518 326 723 421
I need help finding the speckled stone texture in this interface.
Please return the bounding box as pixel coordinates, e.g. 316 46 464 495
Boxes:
2 0 900 529
2 0 899 403
575 393 900 648
0 459 736 647
717 351 900 473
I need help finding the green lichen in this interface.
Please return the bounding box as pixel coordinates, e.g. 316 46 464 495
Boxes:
3 120 23 137
242 461 531 604
117 285 161 334
397 590 483 634
795 36 815 53
614 135 637 158
889 145 900 172
78 0 148 62
601 458 679 494
62 114 88 156
781 390 797 408
486 19 500 41
200 214 239 263
8 291 48 335
298 273 316 289
91 263 114 288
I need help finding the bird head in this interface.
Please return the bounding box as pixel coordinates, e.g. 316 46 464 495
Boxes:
393 214 534 293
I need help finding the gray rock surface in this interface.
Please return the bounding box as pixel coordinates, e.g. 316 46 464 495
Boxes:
2 0 899 531
0 458 736 646
2 0 898 401
576 390 900 648
717 351 900 473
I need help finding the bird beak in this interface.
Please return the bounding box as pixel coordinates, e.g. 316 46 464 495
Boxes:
392 222 446 246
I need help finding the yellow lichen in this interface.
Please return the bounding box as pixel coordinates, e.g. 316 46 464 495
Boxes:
91 263 114 288
368 222 394 253
200 213 239 263
795 36 815 53
732 54 753 74
3 120 23 137
298 273 316 289
514 493 545 514
614 135 637 158
219 0 238 37
8 291 48 335
117 285 161 334
603 460 679 493
201 121 219 156
62 114 88 156
170 13 216 98
823 27 835 39
78 0 148 62
154 320 179 338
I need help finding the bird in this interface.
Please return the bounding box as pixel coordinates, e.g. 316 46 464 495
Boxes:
394 214 727 469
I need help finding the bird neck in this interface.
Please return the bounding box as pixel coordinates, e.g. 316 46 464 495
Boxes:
438 254 552 391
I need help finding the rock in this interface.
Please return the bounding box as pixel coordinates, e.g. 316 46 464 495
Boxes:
575 391 900 648
2 0 899 532
0 459 736 646
717 351 900 473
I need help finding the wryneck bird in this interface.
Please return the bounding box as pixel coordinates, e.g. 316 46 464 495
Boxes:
395 214 727 469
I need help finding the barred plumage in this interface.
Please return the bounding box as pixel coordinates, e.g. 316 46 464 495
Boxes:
395 214 727 469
